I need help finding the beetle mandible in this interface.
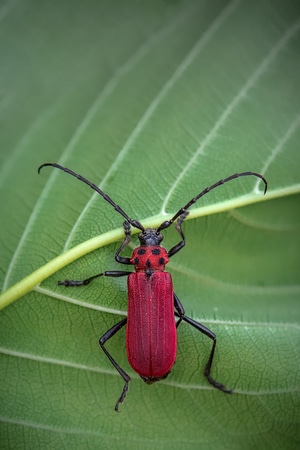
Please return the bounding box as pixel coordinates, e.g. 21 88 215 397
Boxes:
38 163 267 411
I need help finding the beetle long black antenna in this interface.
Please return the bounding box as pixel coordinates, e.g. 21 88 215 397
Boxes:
38 163 145 231
157 172 268 232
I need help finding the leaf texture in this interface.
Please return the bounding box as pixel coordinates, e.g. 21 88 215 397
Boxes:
0 0 299 448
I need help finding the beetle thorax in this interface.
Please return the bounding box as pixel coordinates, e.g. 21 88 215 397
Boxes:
130 246 169 272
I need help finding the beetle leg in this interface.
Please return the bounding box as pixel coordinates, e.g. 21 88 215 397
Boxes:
59 221 133 286
115 221 133 265
173 291 185 328
58 270 131 287
99 318 130 412
167 210 189 258
174 293 232 394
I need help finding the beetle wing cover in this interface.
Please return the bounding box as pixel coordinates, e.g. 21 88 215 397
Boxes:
126 272 177 379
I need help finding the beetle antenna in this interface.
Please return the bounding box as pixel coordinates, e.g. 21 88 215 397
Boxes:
38 163 145 231
157 171 268 232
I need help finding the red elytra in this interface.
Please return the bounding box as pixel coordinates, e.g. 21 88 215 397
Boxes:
127 246 176 380
38 162 267 411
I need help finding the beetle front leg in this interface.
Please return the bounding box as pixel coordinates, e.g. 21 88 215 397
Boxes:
174 293 232 394
99 318 130 412
168 210 189 258
115 221 133 265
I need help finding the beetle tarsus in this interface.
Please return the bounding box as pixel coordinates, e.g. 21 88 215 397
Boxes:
115 381 129 412
205 374 232 394
58 279 87 286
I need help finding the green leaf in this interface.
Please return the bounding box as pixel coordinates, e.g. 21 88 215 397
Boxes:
1 0 299 448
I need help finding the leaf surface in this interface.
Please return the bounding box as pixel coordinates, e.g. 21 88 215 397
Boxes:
0 1 299 448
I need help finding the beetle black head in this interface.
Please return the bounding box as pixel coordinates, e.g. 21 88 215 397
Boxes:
138 228 163 246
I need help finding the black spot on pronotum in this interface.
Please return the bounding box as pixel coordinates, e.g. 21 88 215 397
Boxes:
151 248 161 255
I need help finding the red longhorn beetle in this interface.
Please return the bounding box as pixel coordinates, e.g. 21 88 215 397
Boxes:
38 163 267 411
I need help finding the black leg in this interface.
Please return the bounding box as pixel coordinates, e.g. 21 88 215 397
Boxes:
115 221 132 265
59 221 134 287
167 210 189 258
99 318 130 411
58 270 131 287
174 293 232 394
174 291 185 328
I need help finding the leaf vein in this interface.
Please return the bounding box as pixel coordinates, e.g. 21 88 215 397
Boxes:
64 0 241 248
254 113 300 192
162 16 300 211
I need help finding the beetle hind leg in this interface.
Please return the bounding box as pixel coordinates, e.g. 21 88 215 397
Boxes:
99 318 131 411
203 337 232 393
174 293 232 394
114 379 130 411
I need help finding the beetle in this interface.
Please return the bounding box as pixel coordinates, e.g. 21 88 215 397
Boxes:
38 163 267 411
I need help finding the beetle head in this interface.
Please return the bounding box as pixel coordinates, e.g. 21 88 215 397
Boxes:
138 228 163 246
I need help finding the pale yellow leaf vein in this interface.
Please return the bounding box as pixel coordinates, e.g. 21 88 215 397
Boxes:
1 347 297 395
253 113 300 193
2 9 194 291
64 0 241 250
162 17 300 212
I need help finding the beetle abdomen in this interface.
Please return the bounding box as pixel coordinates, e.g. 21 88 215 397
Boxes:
126 271 176 379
